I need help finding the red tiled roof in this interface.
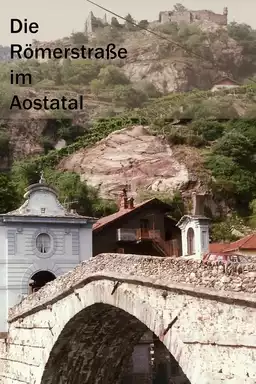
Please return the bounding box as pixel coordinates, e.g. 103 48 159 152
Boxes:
222 233 256 252
209 243 228 253
209 233 256 253
213 76 240 86
93 198 171 232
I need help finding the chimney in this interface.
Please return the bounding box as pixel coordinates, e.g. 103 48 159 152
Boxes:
119 188 128 210
191 192 205 216
128 197 134 209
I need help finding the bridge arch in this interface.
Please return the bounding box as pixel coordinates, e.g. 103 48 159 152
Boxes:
39 279 192 384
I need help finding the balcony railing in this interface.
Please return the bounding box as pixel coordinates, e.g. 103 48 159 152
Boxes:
117 228 180 257
136 228 161 240
117 228 161 241
117 228 137 242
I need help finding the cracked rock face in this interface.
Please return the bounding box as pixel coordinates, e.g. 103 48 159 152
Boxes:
58 126 190 199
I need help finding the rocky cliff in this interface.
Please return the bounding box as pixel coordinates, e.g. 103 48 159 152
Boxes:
58 125 209 199
121 27 243 93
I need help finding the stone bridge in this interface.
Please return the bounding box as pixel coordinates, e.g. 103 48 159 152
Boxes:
0 254 256 384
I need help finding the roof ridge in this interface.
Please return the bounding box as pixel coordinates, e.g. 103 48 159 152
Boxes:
239 233 256 247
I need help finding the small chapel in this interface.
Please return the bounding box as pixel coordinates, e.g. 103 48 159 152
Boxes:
176 192 210 258
0 173 96 333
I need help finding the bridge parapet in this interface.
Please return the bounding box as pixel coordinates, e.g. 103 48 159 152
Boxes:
9 253 256 322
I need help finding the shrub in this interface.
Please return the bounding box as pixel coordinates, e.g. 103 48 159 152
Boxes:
186 134 207 147
97 66 130 86
138 20 149 29
212 131 254 163
167 132 186 145
190 120 224 141
40 137 55 154
134 81 161 98
71 32 88 45
112 85 148 108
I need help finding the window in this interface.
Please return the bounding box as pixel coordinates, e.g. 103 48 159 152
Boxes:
187 227 195 255
140 219 149 230
36 233 51 253
202 231 206 248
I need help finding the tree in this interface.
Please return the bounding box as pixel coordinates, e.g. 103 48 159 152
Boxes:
0 174 20 213
90 79 104 95
112 85 148 108
190 120 224 141
211 218 241 242
97 66 130 86
61 60 103 85
42 169 117 217
134 81 161 98
249 199 256 228
138 20 149 29
124 14 136 31
11 161 39 197
212 131 254 164
111 17 122 28
71 32 88 45
0 131 10 157
227 22 256 76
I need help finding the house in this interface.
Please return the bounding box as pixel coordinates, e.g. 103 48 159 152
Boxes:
209 233 256 257
211 76 240 92
93 188 181 257
0 172 96 332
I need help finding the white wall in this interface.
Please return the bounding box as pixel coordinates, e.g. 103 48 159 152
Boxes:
180 218 209 258
0 226 7 332
0 222 93 332
211 84 239 92
80 227 93 261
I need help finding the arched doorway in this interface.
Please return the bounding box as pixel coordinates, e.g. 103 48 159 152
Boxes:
29 271 56 293
187 227 195 255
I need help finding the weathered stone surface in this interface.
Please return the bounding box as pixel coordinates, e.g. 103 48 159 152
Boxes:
1 254 256 384
8 254 256 321
58 126 193 199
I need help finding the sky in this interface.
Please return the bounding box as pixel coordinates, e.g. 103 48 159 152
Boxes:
1 0 255 46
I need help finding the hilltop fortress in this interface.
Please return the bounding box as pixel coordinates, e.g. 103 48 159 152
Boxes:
159 7 228 26
84 7 228 35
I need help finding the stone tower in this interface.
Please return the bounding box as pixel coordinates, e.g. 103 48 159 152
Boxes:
223 7 228 16
223 6 228 24
0 174 96 333
85 11 94 35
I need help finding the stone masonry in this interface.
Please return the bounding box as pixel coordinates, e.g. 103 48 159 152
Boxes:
159 7 228 26
0 254 256 384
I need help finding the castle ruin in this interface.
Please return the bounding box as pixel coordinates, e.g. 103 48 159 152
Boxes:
85 11 108 35
159 7 228 26
84 7 228 36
